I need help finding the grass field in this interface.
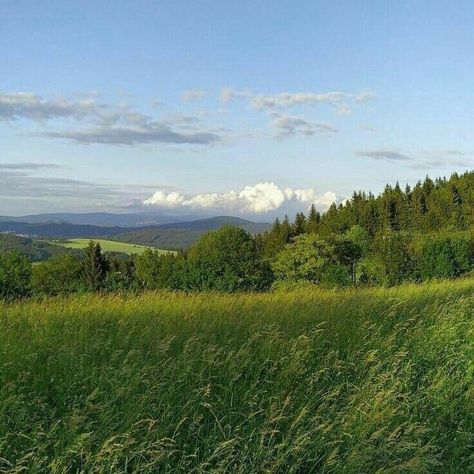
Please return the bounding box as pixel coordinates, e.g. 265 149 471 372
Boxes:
0 280 473 473
48 238 172 255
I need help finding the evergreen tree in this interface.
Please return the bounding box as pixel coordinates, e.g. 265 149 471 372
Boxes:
82 241 108 291
306 204 320 234
281 215 292 242
292 212 307 236
450 184 466 229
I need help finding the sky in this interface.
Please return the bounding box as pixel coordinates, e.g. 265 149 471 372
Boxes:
1 0 473 219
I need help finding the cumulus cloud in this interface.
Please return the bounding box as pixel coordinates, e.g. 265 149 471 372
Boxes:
356 149 414 162
181 89 206 102
271 114 337 138
144 182 337 214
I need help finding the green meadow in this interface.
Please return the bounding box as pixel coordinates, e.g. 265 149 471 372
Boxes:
0 279 473 473
48 238 171 255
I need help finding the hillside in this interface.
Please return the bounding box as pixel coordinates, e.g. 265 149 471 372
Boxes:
1 279 472 472
0 234 72 262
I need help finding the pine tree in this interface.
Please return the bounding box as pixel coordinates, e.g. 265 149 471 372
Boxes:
292 212 307 236
306 204 320 234
82 241 108 291
281 215 292 243
450 184 466 229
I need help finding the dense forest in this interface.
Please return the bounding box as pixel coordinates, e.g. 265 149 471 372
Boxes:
0 171 472 300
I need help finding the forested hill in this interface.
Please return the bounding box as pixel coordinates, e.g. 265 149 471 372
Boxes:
114 217 271 249
276 171 473 238
320 171 473 235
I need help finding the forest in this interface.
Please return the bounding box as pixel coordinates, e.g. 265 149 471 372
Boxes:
1 171 472 300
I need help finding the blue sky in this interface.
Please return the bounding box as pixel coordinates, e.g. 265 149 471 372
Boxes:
1 0 473 218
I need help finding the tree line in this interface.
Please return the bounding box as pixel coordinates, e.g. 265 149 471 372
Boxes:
0 171 472 300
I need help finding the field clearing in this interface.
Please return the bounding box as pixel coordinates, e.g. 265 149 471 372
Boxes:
47 238 173 255
0 279 473 472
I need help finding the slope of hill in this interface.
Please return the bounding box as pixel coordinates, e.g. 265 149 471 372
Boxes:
1 279 472 471
0 234 71 261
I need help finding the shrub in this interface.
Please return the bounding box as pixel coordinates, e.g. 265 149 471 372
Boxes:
0 251 31 300
32 253 83 296
185 225 271 292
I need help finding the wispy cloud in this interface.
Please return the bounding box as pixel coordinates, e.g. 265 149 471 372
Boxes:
0 162 64 170
181 89 206 102
357 148 474 169
0 167 157 211
271 113 337 138
220 87 251 104
356 149 413 162
251 91 346 110
0 91 227 146
0 92 107 122
44 122 222 145
249 89 376 114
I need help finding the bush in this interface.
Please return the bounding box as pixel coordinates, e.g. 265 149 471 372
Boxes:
0 251 31 300
32 253 84 296
134 250 183 290
184 225 272 292
411 231 473 280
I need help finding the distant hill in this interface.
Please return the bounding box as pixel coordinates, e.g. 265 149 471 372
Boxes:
114 216 271 249
114 217 269 249
0 222 125 238
154 216 270 233
0 216 271 250
0 212 196 228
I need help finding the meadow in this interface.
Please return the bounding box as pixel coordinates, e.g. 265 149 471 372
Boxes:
47 238 171 255
0 279 473 473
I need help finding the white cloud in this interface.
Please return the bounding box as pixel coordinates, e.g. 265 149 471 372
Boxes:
144 182 337 214
143 190 186 207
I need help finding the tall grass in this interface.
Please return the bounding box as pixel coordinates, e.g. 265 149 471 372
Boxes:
0 279 473 473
